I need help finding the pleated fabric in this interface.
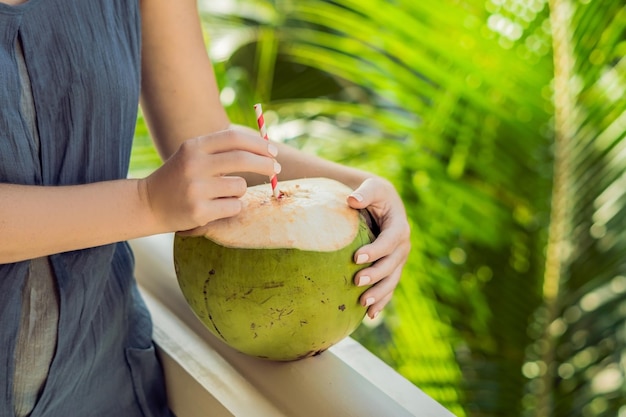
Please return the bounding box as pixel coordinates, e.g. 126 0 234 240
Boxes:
0 1 173 416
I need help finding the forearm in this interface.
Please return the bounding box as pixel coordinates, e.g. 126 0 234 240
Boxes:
138 0 377 193
140 0 229 159
228 124 375 190
0 180 158 263
249 142 375 190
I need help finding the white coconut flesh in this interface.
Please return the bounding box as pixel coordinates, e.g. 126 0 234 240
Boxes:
202 177 360 251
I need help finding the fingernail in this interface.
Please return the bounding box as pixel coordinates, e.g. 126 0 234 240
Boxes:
350 192 364 202
358 276 371 286
365 297 375 307
372 311 380 320
274 161 282 174
356 253 369 264
268 143 278 157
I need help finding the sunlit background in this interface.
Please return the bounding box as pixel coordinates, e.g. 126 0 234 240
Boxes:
129 1 626 415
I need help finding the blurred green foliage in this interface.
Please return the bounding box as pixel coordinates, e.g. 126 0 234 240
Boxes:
130 1 626 415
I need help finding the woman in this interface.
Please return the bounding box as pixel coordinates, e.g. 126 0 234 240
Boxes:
0 0 411 415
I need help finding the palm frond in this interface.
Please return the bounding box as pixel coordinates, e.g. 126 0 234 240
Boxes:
129 0 626 415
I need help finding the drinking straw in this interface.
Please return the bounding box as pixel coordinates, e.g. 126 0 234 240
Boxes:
254 103 280 198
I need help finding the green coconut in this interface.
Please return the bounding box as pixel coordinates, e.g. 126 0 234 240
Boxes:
173 177 376 361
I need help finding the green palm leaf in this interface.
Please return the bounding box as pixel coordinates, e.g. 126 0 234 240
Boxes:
130 0 626 414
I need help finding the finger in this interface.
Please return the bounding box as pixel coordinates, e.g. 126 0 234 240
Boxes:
183 176 246 208
354 247 406 287
367 292 393 320
190 129 278 157
359 266 402 309
209 150 281 179
199 196 244 222
180 196 243 234
346 178 387 210
209 176 248 199
354 222 410 264
176 199 238 237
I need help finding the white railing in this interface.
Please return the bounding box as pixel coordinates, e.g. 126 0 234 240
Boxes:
130 234 455 417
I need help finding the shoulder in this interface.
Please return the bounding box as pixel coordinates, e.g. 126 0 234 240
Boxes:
140 0 200 23
140 0 203 52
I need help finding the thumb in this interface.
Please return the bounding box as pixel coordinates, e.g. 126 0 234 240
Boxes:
347 178 377 209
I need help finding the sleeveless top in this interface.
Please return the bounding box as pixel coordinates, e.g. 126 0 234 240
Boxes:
0 1 173 416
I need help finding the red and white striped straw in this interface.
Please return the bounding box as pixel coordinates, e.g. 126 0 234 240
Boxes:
254 103 280 198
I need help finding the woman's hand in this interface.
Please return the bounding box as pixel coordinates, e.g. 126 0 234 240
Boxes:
140 129 280 233
347 177 411 319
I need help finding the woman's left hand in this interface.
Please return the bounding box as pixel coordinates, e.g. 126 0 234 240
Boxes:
347 177 411 319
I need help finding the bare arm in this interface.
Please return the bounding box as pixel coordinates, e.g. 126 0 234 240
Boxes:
0 181 154 263
0 131 277 264
139 0 229 158
139 0 376 187
139 0 410 318
0 0 280 264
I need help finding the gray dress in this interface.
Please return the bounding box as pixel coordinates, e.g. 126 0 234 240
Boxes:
0 1 173 416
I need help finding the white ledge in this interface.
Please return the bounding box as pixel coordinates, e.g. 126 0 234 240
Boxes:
130 234 454 417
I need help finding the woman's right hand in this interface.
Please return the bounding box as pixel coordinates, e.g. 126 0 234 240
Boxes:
140 129 280 233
